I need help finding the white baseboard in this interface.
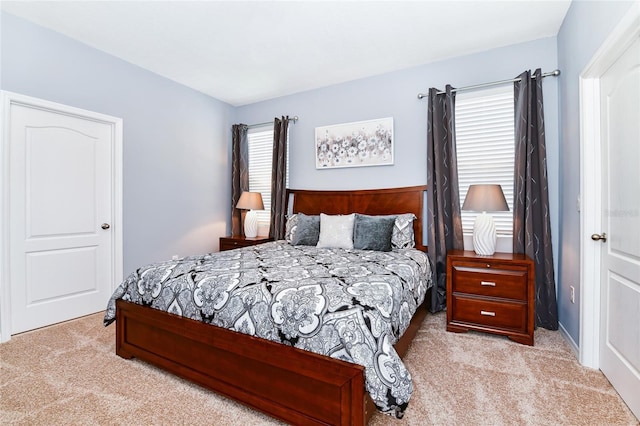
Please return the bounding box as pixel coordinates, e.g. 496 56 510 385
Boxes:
558 321 581 363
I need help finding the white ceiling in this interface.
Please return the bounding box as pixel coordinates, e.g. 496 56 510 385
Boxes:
1 1 571 106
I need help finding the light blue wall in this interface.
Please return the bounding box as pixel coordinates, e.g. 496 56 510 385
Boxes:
237 38 559 192
556 0 636 345
1 12 235 275
236 36 561 291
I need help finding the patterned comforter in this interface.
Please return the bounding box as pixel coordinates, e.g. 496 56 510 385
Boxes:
104 240 432 418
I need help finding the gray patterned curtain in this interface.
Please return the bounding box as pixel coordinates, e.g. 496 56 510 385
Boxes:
231 124 249 236
269 116 289 240
427 86 464 313
513 69 558 330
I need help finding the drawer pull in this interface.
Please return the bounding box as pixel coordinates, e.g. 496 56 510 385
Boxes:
480 281 496 287
480 310 496 317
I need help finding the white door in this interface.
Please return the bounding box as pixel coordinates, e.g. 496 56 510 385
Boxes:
4 94 122 336
598 35 640 418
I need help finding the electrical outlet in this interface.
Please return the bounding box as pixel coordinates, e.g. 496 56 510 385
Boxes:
570 286 575 303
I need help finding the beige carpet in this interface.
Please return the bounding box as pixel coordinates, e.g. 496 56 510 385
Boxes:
1 311 637 426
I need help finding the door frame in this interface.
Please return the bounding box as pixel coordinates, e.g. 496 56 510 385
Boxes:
579 3 640 368
0 91 123 342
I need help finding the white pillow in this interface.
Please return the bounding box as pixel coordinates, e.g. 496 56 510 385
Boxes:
316 213 355 249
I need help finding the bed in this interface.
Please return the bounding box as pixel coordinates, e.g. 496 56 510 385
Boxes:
105 185 431 425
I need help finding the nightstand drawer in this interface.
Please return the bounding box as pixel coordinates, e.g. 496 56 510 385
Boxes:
452 265 528 300
451 295 527 332
219 236 272 251
220 241 240 251
221 240 247 250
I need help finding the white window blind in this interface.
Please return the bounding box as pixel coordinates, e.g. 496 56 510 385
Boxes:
455 85 515 235
247 125 289 226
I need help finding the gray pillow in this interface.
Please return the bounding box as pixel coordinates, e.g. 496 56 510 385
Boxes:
353 214 397 252
291 213 320 246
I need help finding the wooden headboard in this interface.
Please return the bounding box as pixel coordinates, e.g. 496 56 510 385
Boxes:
286 185 428 251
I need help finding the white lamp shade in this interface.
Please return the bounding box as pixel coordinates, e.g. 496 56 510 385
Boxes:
243 210 259 238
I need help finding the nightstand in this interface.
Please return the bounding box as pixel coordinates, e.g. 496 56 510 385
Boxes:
219 235 272 251
446 250 535 345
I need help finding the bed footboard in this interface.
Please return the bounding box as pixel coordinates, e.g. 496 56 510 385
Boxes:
115 299 367 425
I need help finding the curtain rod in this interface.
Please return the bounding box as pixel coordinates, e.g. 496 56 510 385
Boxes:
417 69 561 99
248 116 298 129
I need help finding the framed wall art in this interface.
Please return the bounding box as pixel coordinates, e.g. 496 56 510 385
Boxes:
315 117 394 169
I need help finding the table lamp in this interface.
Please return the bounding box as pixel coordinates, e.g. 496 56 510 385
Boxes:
236 191 264 238
462 184 509 255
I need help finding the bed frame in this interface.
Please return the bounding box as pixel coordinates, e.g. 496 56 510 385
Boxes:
116 185 428 425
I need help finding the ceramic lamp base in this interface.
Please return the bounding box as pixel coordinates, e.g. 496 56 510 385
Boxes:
244 210 258 238
472 212 497 255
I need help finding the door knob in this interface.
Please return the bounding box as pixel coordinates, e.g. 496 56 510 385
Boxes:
101 223 111 230
591 232 606 242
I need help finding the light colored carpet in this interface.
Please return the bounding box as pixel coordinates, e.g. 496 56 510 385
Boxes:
1 311 637 425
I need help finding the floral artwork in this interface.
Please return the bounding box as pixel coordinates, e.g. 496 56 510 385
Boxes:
315 117 394 169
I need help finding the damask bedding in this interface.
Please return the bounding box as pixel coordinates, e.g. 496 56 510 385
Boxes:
104 240 432 418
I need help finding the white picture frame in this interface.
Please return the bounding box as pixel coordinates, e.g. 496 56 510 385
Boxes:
315 117 394 169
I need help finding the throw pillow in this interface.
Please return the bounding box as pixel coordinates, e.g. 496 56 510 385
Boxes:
291 213 321 246
353 214 397 251
391 213 417 249
316 213 355 249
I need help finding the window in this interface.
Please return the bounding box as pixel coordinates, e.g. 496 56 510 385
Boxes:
455 85 514 236
247 125 289 226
